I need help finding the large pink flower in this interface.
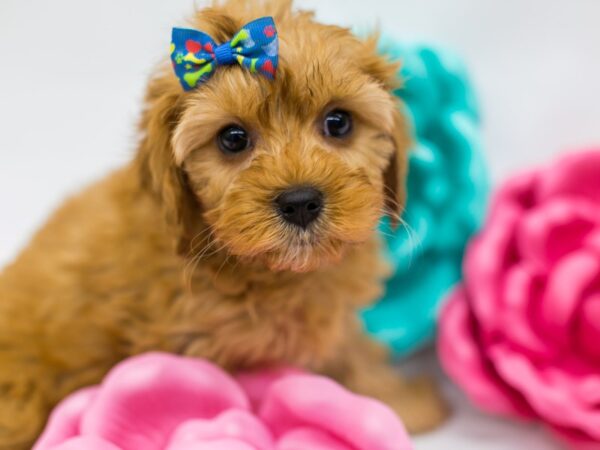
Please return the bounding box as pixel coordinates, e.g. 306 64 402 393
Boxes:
34 353 412 450
439 150 600 449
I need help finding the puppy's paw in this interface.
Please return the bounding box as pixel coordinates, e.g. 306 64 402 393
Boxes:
388 376 449 434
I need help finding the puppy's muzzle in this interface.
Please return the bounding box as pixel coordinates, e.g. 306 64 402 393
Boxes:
275 186 323 229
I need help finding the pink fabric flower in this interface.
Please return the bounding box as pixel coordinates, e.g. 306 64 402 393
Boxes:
34 353 412 450
439 150 600 449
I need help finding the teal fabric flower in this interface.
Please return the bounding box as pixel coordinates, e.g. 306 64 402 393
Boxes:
360 42 490 358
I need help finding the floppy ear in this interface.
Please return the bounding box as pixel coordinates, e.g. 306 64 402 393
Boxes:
134 5 254 256
134 69 201 255
383 107 409 228
360 35 410 228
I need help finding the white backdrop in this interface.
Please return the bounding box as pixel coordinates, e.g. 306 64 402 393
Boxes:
2 1 599 448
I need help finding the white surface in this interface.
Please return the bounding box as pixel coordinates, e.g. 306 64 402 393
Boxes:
2 1 598 448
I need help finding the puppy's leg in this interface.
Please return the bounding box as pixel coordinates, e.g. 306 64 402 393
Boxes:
0 308 116 449
320 330 448 433
0 304 51 449
0 369 49 450
0 344 117 449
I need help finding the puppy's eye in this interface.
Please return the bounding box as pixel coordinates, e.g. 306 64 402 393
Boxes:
217 125 251 155
323 109 353 139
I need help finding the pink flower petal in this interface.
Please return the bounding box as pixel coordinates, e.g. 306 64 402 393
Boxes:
440 149 600 448
34 388 99 450
260 375 412 450
585 231 600 255
463 169 542 337
166 410 275 450
537 150 600 205
577 293 600 363
168 439 257 450
80 353 250 450
516 198 597 270
278 428 352 450
574 374 600 405
500 264 551 357
35 353 414 450
537 250 600 348
236 367 303 412
464 200 522 334
438 290 533 418
495 169 540 211
47 436 122 450
491 344 600 440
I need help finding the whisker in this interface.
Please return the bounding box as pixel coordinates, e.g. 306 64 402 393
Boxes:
376 208 421 269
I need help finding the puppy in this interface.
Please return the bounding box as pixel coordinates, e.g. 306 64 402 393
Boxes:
0 0 446 447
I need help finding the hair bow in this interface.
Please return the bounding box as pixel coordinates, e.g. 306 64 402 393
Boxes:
170 17 279 91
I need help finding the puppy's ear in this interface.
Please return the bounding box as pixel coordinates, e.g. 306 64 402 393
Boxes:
134 4 249 256
134 69 201 255
383 108 409 228
360 35 410 228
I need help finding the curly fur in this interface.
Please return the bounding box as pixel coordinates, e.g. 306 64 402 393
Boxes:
0 1 447 447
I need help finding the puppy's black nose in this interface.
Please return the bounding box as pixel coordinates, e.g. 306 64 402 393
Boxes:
275 187 323 229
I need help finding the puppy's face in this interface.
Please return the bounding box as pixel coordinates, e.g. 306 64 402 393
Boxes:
146 3 408 272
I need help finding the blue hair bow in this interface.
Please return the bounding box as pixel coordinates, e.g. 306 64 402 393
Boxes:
171 17 279 91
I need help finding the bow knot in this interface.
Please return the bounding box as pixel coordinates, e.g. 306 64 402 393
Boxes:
171 17 279 91
214 43 235 66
